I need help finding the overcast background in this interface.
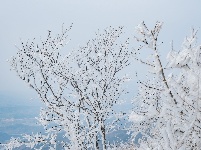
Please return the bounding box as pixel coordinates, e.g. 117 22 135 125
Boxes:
0 0 201 144
1 0 201 110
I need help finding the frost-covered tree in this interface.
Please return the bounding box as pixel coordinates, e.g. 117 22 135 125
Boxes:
130 22 201 149
4 21 201 150
2 25 132 149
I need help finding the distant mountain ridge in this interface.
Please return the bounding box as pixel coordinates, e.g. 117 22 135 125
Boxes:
0 94 43 144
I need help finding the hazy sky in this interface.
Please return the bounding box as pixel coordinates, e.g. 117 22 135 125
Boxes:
1 0 201 105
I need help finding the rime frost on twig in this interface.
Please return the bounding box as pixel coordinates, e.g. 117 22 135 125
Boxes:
130 22 201 149
4 25 132 149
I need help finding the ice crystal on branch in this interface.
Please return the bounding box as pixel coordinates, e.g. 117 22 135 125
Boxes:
130 22 201 149
4 25 132 150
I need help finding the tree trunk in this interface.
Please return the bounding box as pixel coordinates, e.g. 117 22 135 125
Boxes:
101 124 106 150
95 135 99 150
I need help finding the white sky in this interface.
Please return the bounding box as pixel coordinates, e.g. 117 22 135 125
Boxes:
1 0 201 105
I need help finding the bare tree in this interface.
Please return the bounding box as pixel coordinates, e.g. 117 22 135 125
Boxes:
130 22 201 149
70 26 132 149
5 21 201 150
3 25 132 149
